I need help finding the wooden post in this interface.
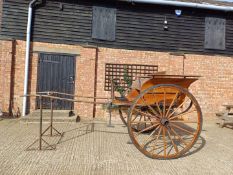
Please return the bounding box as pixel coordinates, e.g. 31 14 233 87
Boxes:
111 78 115 100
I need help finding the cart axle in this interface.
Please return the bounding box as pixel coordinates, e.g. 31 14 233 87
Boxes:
160 118 169 126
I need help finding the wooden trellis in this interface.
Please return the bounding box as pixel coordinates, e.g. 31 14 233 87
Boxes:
105 63 158 91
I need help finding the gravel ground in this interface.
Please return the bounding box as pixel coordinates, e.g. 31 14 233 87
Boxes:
0 118 233 175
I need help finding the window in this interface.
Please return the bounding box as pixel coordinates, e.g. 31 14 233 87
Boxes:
92 6 116 41
204 17 226 50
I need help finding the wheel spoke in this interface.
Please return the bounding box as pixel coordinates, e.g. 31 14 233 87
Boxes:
157 144 173 156
131 121 159 124
131 114 139 122
167 129 179 154
167 98 190 119
165 92 178 118
142 125 160 147
163 89 166 118
170 120 197 124
169 127 188 146
135 123 160 136
137 115 142 130
147 116 154 125
144 116 147 128
167 142 175 156
150 144 165 151
152 90 163 116
163 127 167 157
149 127 163 153
169 109 197 120
170 123 195 135
133 108 158 120
156 101 163 116
140 97 161 119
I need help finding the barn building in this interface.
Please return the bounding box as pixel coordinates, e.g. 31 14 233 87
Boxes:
0 0 232 119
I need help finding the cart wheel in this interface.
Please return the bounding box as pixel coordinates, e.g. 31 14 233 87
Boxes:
120 107 154 132
127 84 202 159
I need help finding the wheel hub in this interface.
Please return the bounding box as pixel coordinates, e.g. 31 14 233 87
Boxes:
160 118 169 126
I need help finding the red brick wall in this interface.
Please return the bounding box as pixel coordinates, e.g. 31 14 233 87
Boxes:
2 40 96 118
95 48 233 119
0 40 13 113
0 39 232 119
185 54 233 117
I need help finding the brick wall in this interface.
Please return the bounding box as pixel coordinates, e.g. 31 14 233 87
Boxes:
0 40 13 113
0 39 232 119
185 54 233 117
95 48 233 119
1 40 96 118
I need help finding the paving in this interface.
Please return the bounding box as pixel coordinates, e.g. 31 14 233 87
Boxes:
0 118 233 175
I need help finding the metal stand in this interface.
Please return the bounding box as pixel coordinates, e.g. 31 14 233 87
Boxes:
26 96 63 151
107 80 115 128
46 98 63 137
107 102 114 127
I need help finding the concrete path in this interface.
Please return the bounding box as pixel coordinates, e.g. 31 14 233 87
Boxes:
0 118 233 175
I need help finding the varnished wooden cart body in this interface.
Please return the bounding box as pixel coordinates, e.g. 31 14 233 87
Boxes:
113 75 198 106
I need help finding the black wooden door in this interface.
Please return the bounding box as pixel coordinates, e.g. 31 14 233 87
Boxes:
37 53 76 110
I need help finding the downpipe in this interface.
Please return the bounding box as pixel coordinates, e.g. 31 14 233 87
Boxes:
22 0 38 117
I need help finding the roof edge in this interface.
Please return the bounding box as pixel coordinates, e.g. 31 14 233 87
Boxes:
121 0 233 12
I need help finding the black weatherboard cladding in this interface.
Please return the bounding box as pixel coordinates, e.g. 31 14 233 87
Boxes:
1 0 233 55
